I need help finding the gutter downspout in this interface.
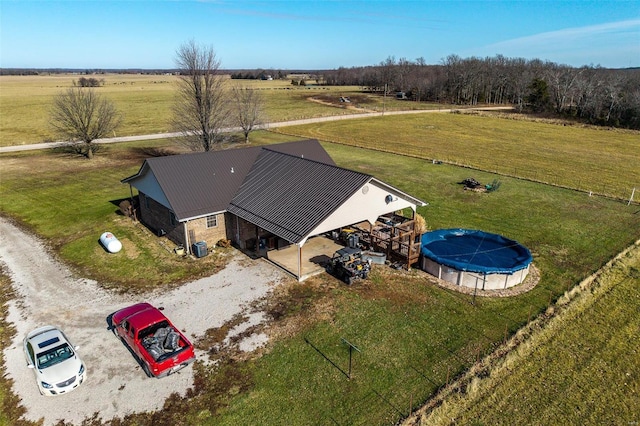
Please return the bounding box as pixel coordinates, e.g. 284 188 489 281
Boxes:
184 221 190 254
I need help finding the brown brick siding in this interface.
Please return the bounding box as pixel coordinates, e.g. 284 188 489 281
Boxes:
138 192 228 252
185 214 227 249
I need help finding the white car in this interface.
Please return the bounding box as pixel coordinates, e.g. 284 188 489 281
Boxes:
23 326 86 396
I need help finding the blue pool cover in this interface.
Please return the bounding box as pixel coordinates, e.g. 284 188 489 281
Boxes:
421 229 532 274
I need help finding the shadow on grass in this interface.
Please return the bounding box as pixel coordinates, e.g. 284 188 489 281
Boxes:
304 337 349 379
109 197 138 219
130 147 179 158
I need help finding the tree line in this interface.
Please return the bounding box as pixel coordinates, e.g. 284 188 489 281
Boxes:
230 69 286 80
320 55 640 129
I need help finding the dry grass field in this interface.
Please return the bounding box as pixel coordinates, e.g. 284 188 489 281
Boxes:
0 74 430 147
0 74 176 145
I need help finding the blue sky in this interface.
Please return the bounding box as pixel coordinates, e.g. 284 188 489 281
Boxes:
1 0 639 69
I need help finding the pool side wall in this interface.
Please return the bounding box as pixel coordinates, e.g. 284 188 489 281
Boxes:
421 257 530 290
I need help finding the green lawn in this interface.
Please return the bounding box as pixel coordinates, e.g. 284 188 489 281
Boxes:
203 142 639 425
0 143 232 292
273 112 640 200
0 116 639 425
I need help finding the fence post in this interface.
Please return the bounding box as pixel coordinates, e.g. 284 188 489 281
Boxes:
446 365 450 386
629 188 636 206
409 393 413 416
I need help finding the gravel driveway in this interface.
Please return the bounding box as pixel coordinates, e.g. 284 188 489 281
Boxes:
0 217 288 425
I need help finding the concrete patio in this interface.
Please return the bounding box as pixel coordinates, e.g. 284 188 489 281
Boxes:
267 236 344 280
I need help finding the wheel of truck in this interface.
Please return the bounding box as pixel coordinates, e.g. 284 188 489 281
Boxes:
142 363 153 378
345 275 353 285
362 271 369 279
325 264 333 274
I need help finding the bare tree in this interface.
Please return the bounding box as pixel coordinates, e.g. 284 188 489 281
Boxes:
546 64 584 114
380 56 397 92
172 40 229 152
50 87 122 159
230 84 267 143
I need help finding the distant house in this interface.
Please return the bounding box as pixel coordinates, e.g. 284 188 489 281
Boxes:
122 139 426 280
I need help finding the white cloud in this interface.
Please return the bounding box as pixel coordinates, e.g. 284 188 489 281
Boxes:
481 19 640 67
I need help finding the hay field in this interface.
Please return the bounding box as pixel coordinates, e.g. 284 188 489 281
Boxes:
0 74 394 147
1 75 639 425
0 74 177 145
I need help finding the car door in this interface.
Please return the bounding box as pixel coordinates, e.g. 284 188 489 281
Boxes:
119 320 134 347
126 323 146 361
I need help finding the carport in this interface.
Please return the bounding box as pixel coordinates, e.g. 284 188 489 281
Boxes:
267 236 344 280
227 148 427 281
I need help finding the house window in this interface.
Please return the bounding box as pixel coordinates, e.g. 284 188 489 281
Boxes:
144 195 150 209
170 212 177 226
206 215 217 228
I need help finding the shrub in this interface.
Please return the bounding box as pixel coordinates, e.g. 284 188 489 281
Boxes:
75 77 104 87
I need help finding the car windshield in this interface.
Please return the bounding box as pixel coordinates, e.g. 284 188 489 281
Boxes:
36 343 74 368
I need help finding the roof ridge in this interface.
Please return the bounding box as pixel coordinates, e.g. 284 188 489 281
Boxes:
260 146 373 178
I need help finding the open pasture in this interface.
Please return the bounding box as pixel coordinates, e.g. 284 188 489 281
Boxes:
0 74 413 146
1 121 639 424
274 112 640 201
0 74 177 145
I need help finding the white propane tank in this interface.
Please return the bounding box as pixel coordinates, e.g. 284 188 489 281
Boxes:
100 232 122 253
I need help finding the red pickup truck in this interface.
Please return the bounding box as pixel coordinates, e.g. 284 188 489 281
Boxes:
111 303 196 378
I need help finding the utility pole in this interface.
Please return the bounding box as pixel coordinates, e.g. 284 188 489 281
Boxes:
382 83 387 116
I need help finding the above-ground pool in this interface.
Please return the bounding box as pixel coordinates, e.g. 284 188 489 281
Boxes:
421 229 533 290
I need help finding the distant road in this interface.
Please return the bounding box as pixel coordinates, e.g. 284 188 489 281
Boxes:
0 106 513 153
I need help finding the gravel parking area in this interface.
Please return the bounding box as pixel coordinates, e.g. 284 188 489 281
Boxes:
0 217 287 425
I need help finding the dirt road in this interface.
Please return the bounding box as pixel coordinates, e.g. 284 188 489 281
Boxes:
0 217 288 425
0 106 513 153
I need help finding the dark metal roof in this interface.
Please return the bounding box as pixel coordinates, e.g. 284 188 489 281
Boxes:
262 139 335 166
228 149 372 243
121 139 335 221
